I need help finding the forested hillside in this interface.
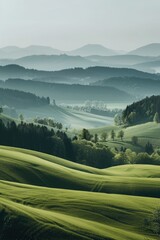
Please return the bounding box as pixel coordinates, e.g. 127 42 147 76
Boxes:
0 88 49 108
122 95 160 125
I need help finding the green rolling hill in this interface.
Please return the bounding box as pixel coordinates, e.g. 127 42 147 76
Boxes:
0 146 160 239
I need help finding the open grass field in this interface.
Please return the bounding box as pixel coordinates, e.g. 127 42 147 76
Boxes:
0 146 160 239
89 122 160 152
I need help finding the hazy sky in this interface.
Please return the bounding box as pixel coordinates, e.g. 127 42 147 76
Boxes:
0 0 160 51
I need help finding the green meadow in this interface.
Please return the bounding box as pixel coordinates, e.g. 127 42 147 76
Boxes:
0 146 160 239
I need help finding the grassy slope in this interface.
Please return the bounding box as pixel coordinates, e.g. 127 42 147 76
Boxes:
89 122 160 152
19 105 113 129
0 181 159 240
0 146 160 239
0 146 160 198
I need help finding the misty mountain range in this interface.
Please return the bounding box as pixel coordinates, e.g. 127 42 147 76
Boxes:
0 43 160 58
0 44 119 59
0 42 160 109
0 54 159 72
0 65 158 83
0 43 160 72
0 65 160 103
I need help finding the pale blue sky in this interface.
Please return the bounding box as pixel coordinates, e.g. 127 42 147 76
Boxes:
0 0 160 50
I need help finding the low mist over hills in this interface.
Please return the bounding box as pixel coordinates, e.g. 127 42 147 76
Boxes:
0 65 158 83
0 79 133 104
92 77 160 98
0 43 160 73
133 59 160 73
0 55 93 71
0 54 157 71
86 54 155 67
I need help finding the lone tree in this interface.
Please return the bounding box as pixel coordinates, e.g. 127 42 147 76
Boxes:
111 130 116 141
19 114 24 123
0 107 3 114
153 112 160 123
46 97 50 105
94 133 98 143
145 141 154 155
131 136 138 145
81 128 92 141
101 132 108 142
118 130 124 141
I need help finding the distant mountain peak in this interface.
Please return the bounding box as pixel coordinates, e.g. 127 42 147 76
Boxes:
77 43 110 49
68 44 117 56
129 43 160 56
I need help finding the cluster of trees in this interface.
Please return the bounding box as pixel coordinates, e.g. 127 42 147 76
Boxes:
72 140 114 168
34 117 63 129
122 95 160 125
73 138 160 167
0 88 50 109
0 120 72 160
80 128 125 142
113 148 160 166
0 120 115 168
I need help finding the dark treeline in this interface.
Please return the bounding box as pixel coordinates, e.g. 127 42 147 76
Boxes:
34 117 63 130
0 120 114 168
122 95 160 125
0 88 50 109
0 120 73 160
